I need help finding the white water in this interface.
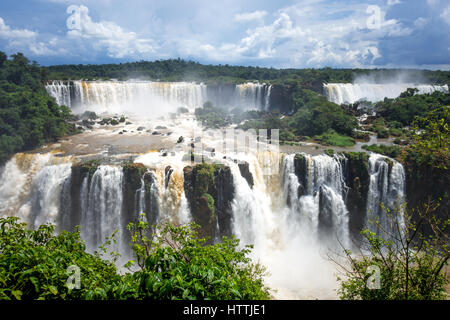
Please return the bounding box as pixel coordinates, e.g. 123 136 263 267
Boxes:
235 83 272 110
2 79 412 299
226 153 352 299
366 154 406 240
45 81 272 113
82 165 124 254
324 83 449 104
0 146 407 299
46 81 72 107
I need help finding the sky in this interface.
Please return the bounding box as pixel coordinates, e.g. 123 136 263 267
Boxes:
0 0 449 69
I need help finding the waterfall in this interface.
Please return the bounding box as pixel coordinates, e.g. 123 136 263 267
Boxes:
82 166 124 254
46 80 72 107
324 83 449 104
45 81 272 112
27 163 72 229
228 154 350 298
366 154 406 240
235 83 271 110
282 154 350 247
265 85 272 110
136 174 147 218
0 148 409 298
0 153 72 222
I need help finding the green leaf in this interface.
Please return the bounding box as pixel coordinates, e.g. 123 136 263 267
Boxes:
11 290 22 300
48 285 58 295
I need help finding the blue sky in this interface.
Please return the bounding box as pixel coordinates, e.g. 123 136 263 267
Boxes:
0 0 449 69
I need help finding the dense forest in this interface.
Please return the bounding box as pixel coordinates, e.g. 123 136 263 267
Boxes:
47 59 450 88
0 51 76 164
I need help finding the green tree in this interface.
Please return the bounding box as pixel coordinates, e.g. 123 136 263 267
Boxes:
126 216 271 300
333 201 449 300
402 106 449 170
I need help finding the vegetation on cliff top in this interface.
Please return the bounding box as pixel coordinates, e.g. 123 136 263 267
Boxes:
0 51 76 164
46 58 450 87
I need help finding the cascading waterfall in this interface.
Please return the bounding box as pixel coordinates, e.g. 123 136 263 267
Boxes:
235 83 272 110
82 166 124 254
324 83 449 104
46 80 72 108
366 154 406 240
0 153 72 221
136 174 147 219
282 154 350 247
0 148 408 298
45 81 272 112
228 153 351 298
27 163 72 230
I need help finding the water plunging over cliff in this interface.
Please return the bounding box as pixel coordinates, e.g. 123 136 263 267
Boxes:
324 83 448 105
0 148 407 298
45 81 272 112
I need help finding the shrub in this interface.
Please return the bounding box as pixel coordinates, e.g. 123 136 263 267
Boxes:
362 144 402 158
127 218 271 300
334 202 449 300
0 217 126 300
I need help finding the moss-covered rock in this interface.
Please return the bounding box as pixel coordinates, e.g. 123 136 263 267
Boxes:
341 152 370 239
183 163 234 242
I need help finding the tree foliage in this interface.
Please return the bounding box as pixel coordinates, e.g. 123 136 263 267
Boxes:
402 106 449 170
334 202 449 300
126 217 271 300
46 59 450 86
377 90 450 126
0 52 75 164
0 216 271 300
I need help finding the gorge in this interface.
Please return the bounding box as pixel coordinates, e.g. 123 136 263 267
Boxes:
0 80 417 298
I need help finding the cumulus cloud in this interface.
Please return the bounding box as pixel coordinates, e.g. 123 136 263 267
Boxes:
0 17 36 39
387 0 401 5
0 17 63 56
66 5 156 58
175 1 417 68
234 10 267 22
1 0 448 68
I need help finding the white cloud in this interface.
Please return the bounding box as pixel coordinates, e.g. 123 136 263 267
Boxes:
387 0 401 5
414 17 428 29
66 5 156 58
0 17 60 56
234 10 267 22
441 5 450 24
0 17 36 39
176 2 417 68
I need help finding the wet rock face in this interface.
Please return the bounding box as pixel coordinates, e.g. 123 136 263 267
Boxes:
293 154 307 197
268 84 294 113
238 162 254 188
66 161 100 232
122 163 146 224
183 163 235 243
341 152 369 240
291 152 370 240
